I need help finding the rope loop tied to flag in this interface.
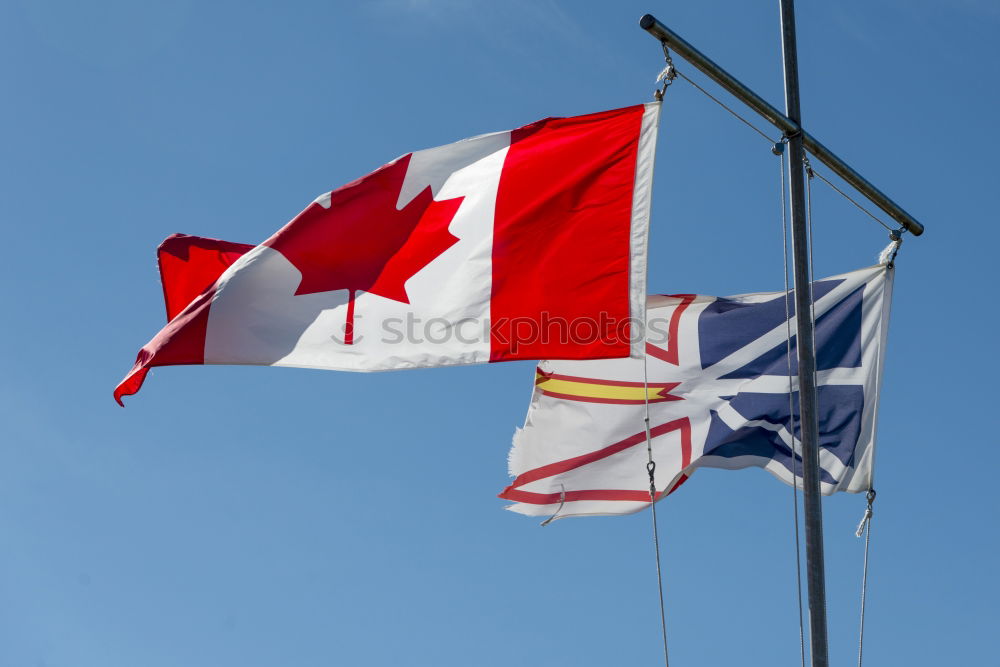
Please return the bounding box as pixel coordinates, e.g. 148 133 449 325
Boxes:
654 42 676 100
855 488 877 538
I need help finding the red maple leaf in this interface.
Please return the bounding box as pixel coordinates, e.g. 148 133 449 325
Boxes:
265 154 464 344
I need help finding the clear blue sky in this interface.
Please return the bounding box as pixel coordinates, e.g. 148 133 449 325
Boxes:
1 1 995 665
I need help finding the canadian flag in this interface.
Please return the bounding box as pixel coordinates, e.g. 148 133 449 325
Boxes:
115 103 660 405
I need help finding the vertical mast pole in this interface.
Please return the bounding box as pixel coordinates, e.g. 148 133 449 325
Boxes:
779 1 830 666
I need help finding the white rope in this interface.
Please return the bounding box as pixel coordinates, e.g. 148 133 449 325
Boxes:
856 489 875 666
779 144 808 667
855 501 872 539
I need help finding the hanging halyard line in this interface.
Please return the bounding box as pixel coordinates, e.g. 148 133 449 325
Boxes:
644 350 670 667
677 67 892 667
779 142 808 667
855 234 896 665
804 158 896 232
675 68 780 145
648 55 671 667
805 159 818 338
856 489 876 667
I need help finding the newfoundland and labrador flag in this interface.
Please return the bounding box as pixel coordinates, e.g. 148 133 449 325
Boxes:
115 104 659 405
502 258 894 519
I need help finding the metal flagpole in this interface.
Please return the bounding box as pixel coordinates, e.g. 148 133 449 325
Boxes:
637 7 929 666
778 1 830 665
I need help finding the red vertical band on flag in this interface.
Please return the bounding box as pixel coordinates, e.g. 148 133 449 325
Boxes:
489 105 645 361
113 292 214 406
158 234 254 321
114 235 253 406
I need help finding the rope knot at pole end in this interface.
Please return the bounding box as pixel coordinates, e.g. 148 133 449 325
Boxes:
653 43 676 101
878 234 903 267
855 488 876 537
654 66 674 100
